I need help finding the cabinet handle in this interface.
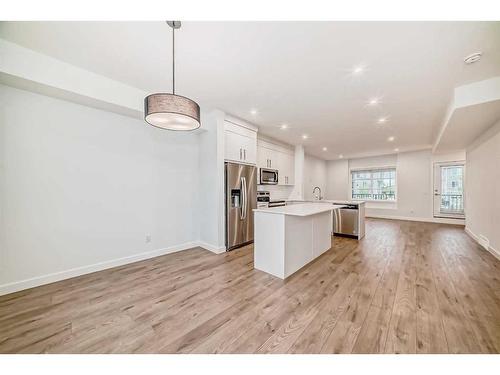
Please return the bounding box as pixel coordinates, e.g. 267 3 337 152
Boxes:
240 148 242 160
270 159 272 168
244 149 246 160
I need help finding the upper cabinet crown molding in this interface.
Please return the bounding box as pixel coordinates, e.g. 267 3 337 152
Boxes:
224 114 259 133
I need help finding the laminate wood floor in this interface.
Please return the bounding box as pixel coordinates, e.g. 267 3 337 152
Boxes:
1 219 499 354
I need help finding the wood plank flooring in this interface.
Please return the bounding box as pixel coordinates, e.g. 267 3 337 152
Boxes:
1 218 499 353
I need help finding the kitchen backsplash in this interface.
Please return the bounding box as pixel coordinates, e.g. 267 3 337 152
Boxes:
257 185 294 201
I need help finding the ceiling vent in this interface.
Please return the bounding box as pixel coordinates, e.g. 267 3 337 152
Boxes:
464 52 482 64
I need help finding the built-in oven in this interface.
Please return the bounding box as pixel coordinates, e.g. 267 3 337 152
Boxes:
259 168 278 185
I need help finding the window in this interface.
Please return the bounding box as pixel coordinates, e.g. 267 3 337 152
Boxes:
351 168 396 201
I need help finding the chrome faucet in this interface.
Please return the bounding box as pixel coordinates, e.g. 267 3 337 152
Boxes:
312 186 322 200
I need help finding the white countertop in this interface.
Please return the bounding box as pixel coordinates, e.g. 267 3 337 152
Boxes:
253 203 346 217
287 199 365 205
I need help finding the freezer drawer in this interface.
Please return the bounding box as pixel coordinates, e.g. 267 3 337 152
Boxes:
333 208 359 236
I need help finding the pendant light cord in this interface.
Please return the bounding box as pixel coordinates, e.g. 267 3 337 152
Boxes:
172 25 175 95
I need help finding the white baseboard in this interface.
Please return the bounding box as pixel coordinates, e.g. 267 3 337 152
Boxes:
465 227 500 261
366 214 465 225
197 241 226 254
0 241 200 296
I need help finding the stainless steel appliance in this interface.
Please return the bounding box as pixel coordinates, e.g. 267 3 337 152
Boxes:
269 200 286 207
259 168 278 185
225 162 257 251
333 204 365 239
257 191 270 208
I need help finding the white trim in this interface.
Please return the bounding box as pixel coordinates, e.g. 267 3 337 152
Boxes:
366 214 465 226
0 241 226 296
465 227 500 261
432 160 466 219
350 166 398 202
224 114 259 132
197 241 226 254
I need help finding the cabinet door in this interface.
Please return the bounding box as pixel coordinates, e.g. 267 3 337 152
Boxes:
241 135 256 164
257 145 268 169
285 152 295 185
268 149 280 169
224 131 243 162
276 150 286 185
257 145 273 169
277 151 295 185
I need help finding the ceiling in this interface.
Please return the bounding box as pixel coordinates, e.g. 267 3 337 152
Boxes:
1 21 500 159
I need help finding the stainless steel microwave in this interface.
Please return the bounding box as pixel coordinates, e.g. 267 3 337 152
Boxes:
259 168 278 185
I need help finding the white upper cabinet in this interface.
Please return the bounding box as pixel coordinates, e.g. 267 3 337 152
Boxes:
278 151 295 185
257 139 295 185
224 119 257 165
257 144 277 169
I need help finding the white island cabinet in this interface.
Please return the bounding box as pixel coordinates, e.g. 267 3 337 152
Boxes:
253 203 345 279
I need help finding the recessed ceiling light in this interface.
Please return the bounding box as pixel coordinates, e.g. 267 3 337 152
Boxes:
280 124 288 130
464 52 482 65
250 109 258 115
339 154 344 159
368 98 380 106
387 136 395 142
352 65 365 75
302 134 309 140
394 148 399 152
322 147 327 151
377 117 388 124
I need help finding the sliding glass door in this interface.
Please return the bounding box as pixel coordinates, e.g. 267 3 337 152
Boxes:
433 162 465 218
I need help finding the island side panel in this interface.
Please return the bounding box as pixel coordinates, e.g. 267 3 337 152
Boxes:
312 211 332 258
284 215 314 278
254 212 286 278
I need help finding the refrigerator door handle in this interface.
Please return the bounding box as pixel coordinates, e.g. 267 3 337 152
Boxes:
240 176 247 220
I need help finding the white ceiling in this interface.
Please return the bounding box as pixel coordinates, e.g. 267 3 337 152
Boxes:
1 21 500 159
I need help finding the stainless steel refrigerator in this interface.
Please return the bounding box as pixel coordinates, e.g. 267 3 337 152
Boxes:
225 162 257 251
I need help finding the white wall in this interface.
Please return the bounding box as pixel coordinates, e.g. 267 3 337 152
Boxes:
326 159 349 200
465 119 500 257
303 154 327 200
325 149 466 223
0 85 201 293
197 110 225 251
290 145 305 200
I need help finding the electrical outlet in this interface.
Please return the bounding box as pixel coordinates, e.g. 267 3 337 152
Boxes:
145 235 152 243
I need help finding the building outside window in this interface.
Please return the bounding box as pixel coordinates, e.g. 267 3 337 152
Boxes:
351 168 396 201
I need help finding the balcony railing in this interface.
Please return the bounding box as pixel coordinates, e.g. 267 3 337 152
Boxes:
440 194 464 213
352 193 396 201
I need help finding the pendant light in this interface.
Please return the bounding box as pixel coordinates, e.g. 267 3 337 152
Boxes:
144 21 201 131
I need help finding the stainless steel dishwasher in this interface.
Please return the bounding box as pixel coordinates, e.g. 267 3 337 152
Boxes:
333 204 365 239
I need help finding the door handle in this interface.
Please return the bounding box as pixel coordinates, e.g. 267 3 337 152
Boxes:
240 177 247 220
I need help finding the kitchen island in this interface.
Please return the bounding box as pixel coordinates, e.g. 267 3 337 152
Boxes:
253 203 345 279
